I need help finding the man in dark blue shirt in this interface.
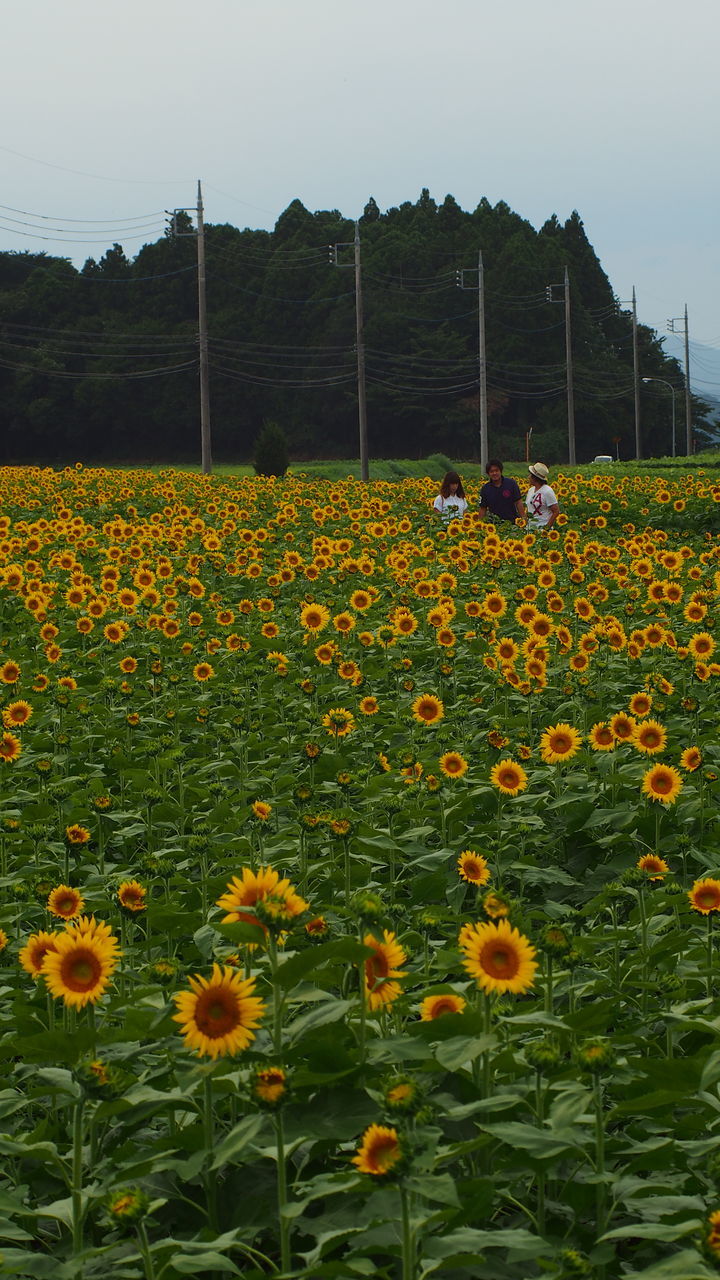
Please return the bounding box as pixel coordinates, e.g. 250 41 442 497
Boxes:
478 459 525 523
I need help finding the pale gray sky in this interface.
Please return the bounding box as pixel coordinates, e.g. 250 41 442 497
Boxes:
3 0 719 381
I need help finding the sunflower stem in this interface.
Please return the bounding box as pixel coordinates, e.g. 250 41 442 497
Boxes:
202 1073 219 1233
594 1076 607 1247
400 1183 416 1280
535 1071 546 1236
275 1110 291 1275
137 1219 156 1280
482 993 493 1100
544 955 554 1018
707 913 714 1002
71 1096 85 1268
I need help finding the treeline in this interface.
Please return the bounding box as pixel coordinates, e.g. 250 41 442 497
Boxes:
0 190 706 464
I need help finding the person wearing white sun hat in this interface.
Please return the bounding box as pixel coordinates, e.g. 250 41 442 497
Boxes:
525 462 560 530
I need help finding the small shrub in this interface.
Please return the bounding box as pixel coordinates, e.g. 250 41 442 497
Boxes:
254 422 289 477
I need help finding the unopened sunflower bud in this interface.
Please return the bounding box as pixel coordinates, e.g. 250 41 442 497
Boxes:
575 1037 616 1075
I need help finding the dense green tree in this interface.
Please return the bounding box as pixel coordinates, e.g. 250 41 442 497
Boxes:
0 190 708 464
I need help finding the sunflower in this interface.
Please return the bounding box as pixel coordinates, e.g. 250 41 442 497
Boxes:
0 661 21 684
173 964 266 1059
457 851 491 885
439 751 469 779
363 930 408 1010
490 759 528 796
637 854 669 881
251 800 272 821
252 1065 287 1105
19 930 59 976
66 824 91 845
641 763 683 805
359 695 379 715
689 632 715 660
459 918 537 995
47 885 85 920
322 707 356 738
352 1124 403 1176
688 878 720 915
632 719 667 755
411 693 444 726
588 722 615 751
0 732 22 763
2 700 32 728
680 746 702 772
419 992 467 1020
609 712 636 743
300 602 330 632
42 919 121 1008
628 692 652 718
193 662 215 682
540 723 582 765
117 881 146 912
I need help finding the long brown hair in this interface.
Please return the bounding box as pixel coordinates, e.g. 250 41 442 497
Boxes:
440 470 465 499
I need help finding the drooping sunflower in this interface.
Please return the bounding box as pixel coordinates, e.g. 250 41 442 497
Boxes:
459 918 537 995
439 751 469 780
352 1124 403 1176
457 851 491 886
688 878 720 915
19 930 60 977
173 964 266 1059
42 919 121 1008
217 866 308 933
47 885 85 920
641 763 683 805
363 930 408 1010
490 758 528 796
322 707 356 738
540 723 582 765
631 719 667 755
419 992 467 1020
411 693 444 726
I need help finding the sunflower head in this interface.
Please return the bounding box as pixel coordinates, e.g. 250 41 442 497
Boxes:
252 1065 288 1108
574 1037 616 1075
352 1124 404 1178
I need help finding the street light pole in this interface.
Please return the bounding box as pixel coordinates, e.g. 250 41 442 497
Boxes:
642 377 676 458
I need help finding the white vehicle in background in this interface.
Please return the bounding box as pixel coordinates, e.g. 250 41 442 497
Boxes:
593 455 613 463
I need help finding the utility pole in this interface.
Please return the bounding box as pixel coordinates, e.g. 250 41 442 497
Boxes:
169 184 213 474
668 308 693 455
330 224 369 480
565 266 576 465
456 254 488 468
632 287 641 459
354 223 369 482
197 182 212 475
478 251 488 470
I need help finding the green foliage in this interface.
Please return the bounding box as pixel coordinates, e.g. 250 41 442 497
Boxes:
253 420 289 477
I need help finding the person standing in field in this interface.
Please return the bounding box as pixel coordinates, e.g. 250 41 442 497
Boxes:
525 462 560 530
433 470 468 521
478 459 525 524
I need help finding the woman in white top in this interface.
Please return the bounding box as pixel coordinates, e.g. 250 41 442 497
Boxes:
525 462 559 529
433 470 468 521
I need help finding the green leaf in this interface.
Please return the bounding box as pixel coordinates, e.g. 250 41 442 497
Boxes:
210 1114 266 1169
275 939 371 991
406 1173 460 1207
434 1034 496 1071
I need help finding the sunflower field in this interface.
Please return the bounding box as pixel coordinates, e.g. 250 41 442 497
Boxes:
1 462 720 1280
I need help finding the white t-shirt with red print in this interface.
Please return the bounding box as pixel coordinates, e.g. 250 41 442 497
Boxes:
525 483 558 527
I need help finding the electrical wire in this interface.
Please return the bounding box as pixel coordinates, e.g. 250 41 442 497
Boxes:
0 356 196 379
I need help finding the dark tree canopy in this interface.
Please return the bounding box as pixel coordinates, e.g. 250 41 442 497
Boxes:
0 191 704 464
